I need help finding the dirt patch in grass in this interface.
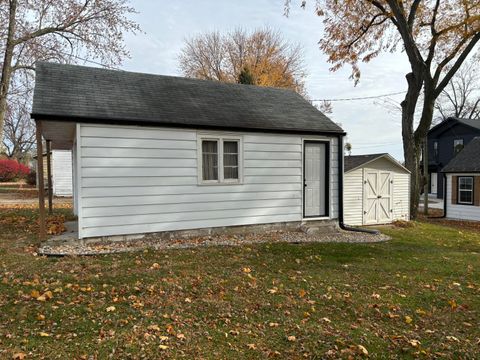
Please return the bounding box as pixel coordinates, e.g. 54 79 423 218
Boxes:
419 208 480 233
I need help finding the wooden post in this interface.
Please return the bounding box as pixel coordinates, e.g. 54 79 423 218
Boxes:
36 120 46 240
423 138 429 216
46 140 53 214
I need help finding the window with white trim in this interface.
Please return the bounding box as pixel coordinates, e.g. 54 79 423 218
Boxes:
458 176 473 204
198 135 242 184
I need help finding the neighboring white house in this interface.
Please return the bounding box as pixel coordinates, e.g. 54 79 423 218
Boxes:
52 150 73 196
31 62 346 239
34 150 73 196
442 137 480 221
343 153 410 226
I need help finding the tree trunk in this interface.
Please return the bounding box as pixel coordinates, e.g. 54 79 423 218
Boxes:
401 72 423 219
404 132 421 219
0 0 17 144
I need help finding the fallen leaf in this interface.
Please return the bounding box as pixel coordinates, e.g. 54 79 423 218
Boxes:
106 306 116 312
446 336 460 342
287 335 296 342
409 339 421 347
405 316 413 324
159 345 168 350
147 324 161 332
12 353 26 360
39 332 50 337
448 299 458 311
357 345 369 356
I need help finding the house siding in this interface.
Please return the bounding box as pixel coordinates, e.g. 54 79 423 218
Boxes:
445 174 480 221
343 157 410 226
52 150 73 196
428 122 480 199
343 167 364 225
77 124 339 238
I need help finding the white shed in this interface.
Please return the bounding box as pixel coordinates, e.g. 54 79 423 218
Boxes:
32 62 345 239
34 150 73 196
343 153 410 226
52 150 73 196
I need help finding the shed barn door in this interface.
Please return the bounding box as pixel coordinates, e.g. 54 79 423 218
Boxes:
363 170 393 225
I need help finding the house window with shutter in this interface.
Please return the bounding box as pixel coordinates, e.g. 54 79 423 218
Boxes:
458 176 474 205
198 135 242 184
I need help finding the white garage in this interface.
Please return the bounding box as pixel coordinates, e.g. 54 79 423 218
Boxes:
343 153 410 226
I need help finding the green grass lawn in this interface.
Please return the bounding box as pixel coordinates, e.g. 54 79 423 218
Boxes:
0 207 479 359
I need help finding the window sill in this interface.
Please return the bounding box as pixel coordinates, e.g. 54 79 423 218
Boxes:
198 181 243 186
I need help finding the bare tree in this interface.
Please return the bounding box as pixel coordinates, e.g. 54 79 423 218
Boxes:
0 0 141 144
287 0 480 218
435 59 480 122
179 27 306 94
2 88 35 161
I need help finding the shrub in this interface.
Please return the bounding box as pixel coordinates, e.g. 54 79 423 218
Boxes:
0 158 31 182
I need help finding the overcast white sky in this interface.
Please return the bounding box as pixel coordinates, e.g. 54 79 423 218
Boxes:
119 0 412 160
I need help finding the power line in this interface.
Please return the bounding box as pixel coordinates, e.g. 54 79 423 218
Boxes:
57 51 122 71
311 91 406 102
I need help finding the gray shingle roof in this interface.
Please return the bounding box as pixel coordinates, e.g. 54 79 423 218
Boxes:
457 118 480 130
344 153 387 172
32 62 344 134
442 137 480 173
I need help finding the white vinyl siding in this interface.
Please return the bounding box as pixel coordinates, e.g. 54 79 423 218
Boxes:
77 124 339 238
52 150 73 196
343 167 363 225
446 174 480 221
343 157 410 226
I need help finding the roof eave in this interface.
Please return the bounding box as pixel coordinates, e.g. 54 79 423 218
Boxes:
345 153 410 174
31 113 347 136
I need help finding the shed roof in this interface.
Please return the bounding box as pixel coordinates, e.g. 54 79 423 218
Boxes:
32 62 344 135
442 137 480 173
344 153 409 173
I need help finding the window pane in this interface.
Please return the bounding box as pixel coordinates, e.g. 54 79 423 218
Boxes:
224 154 238 167
202 140 218 181
460 191 472 203
224 166 238 179
224 141 238 154
223 141 239 180
459 177 473 190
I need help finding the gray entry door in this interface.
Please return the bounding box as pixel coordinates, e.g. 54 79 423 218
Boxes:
304 142 327 217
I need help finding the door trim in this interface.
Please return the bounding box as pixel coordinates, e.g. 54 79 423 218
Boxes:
303 140 330 219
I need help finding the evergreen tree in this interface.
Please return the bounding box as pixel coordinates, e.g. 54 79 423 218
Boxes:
238 67 255 85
